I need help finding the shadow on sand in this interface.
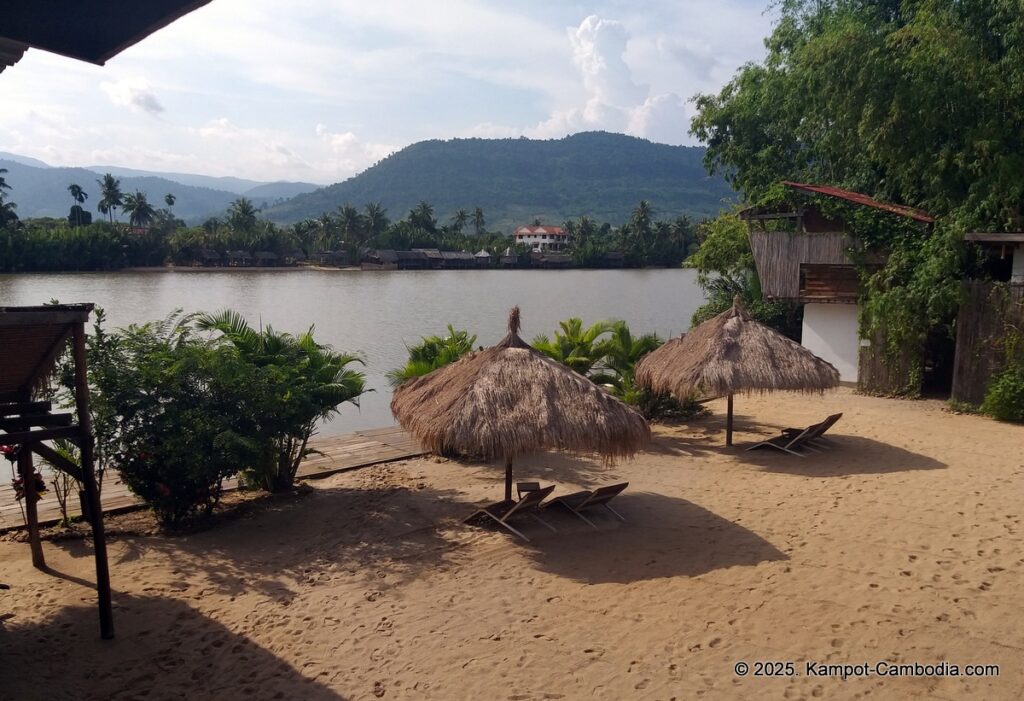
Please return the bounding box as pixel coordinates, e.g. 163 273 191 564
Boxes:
51 483 469 600
520 491 787 585
651 428 947 476
0 592 347 700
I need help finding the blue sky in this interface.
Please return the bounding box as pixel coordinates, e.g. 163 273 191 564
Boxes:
0 0 773 184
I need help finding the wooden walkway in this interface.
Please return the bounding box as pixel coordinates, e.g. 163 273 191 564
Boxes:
0 426 423 532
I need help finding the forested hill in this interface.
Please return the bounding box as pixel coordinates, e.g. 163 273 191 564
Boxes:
263 132 735 229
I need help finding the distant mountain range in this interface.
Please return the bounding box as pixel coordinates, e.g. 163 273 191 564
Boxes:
263 132 735 230
0 152 318 223
0 132 734 230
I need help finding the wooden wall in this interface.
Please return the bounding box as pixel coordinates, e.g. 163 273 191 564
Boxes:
749 230 854 299
858 327 923 396
952 282 1024 406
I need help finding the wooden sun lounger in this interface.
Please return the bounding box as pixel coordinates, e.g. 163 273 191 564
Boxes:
746 423 820 457
464 484 556 541
782 412 843 446
542 482 629 528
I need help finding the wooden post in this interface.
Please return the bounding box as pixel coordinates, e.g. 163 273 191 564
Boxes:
726 393 734 447
72 322 114 640
17 446 46 570
504 458 513 502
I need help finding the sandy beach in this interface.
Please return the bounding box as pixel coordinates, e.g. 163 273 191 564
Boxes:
1 388 1022 700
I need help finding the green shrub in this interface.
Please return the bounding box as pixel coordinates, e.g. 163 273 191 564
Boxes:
981 365 1024 423
103 315 264 528
197 311 366 492
387 325 476 387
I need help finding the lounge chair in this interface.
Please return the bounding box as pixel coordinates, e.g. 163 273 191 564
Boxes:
782 412 843 446
464 484 557 541
542 482 629 528
746 423 821 457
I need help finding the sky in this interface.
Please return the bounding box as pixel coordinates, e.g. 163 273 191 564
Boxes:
0 0 774 185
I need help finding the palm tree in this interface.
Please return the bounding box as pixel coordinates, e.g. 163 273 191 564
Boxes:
96 173 123 223
195 310 365 492
68 184 88 227
122 191 156 228
451 208 469 234
316 212 336 250
363 202 389 243
410 200 436 233
336 204 363 249
386 325 477 387
532 318 616 377
228 197 259 234
472 207 485 235
0 167 10 194
164 193 176 210
598 321 662 391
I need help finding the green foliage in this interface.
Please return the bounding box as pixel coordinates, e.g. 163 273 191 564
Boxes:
690 0 1024 371
685 212 803 338
196 310 367 493
263 132 733 228
533 318 701 421
981 366 1024 423
533 318 617 376
387 325 477 387
100 313 265 528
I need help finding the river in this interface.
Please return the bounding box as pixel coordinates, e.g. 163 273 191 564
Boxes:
0 269 705 435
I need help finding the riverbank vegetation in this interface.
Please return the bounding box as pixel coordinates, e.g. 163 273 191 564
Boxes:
0 169 699 271
389 318 703 422
46 309 366 528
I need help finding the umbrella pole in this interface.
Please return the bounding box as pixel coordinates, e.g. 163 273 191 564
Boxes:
504 458 513 502
726 393 734 447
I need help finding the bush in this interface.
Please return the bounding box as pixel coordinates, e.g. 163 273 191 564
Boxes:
981 365 1024 423
197 311 366 492
103 315 264 528
387 325 476 387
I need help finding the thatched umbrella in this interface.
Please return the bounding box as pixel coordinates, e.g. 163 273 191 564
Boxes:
391 307 650 500
635 297 840 446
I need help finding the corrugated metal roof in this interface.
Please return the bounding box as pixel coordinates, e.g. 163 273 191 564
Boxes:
783 181 934 224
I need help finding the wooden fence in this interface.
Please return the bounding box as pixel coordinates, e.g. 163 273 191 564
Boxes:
952 282 1024 406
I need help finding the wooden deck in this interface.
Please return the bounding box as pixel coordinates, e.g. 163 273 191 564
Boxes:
0 426 423 532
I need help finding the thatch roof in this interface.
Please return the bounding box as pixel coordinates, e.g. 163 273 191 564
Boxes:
391 307 650 461
636 297 840 398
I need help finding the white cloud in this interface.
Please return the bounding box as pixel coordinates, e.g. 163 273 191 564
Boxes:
0 1 774 181
100 79 165 116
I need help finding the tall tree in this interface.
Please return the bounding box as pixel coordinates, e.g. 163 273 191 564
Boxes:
228 197 259 234
451 208 469 234
122 191 157 228
67 184 88 227
363 202 389 243
0 169 16 229
337 204 363 249
96 173 123 223
164 193 176 210
472 207 485 236
410 200 436 233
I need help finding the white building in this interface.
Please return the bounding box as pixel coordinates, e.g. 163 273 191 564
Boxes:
513 225 568 251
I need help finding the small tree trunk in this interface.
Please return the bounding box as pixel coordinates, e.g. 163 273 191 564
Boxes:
18 448 46 570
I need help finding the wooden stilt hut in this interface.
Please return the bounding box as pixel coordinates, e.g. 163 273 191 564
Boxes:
391 307 650 500
635 297 840 446
0 304 113 639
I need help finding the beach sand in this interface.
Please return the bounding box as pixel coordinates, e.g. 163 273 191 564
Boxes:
1 388 1022 700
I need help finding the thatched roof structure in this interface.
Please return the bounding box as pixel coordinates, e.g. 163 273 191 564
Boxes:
391 307 650 498
635 297 839 445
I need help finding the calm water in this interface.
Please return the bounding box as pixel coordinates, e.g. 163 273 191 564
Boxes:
0 269 704 435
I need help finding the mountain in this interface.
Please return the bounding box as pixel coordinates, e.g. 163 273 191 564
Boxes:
263 132 735 230
84 163 318 200
0 157 318 223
